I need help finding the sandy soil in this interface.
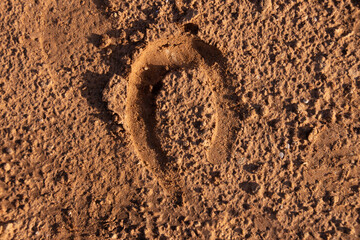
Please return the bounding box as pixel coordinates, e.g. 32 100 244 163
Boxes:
1 0 360 239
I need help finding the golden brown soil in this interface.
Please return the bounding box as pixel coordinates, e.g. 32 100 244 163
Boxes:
1 0 360 239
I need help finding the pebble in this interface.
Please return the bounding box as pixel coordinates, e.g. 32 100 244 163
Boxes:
10 128 16 136
99 34 112 49
279 152 284 159
106 48 112 56
4 163 11 171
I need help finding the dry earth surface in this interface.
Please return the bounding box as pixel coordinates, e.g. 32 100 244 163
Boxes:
1 0 360 239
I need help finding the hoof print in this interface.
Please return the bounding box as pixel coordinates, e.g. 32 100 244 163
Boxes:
124 33 238 199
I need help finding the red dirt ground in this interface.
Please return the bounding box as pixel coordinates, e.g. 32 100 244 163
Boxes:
1 0 360 239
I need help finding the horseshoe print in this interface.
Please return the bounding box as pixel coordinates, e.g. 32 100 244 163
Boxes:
125 33 238 201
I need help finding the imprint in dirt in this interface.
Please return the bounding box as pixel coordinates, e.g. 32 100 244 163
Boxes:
105 33 241 203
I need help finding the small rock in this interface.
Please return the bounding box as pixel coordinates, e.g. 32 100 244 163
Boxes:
4 163 11 172
129 31 144 43
99 34 112 49
10 128 16 136
335 27 344 37
2 147 13 154
308 128 318 142
279 152 284 159
106 48 112 56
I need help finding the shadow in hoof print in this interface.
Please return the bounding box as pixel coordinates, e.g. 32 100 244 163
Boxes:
123 33 239 203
